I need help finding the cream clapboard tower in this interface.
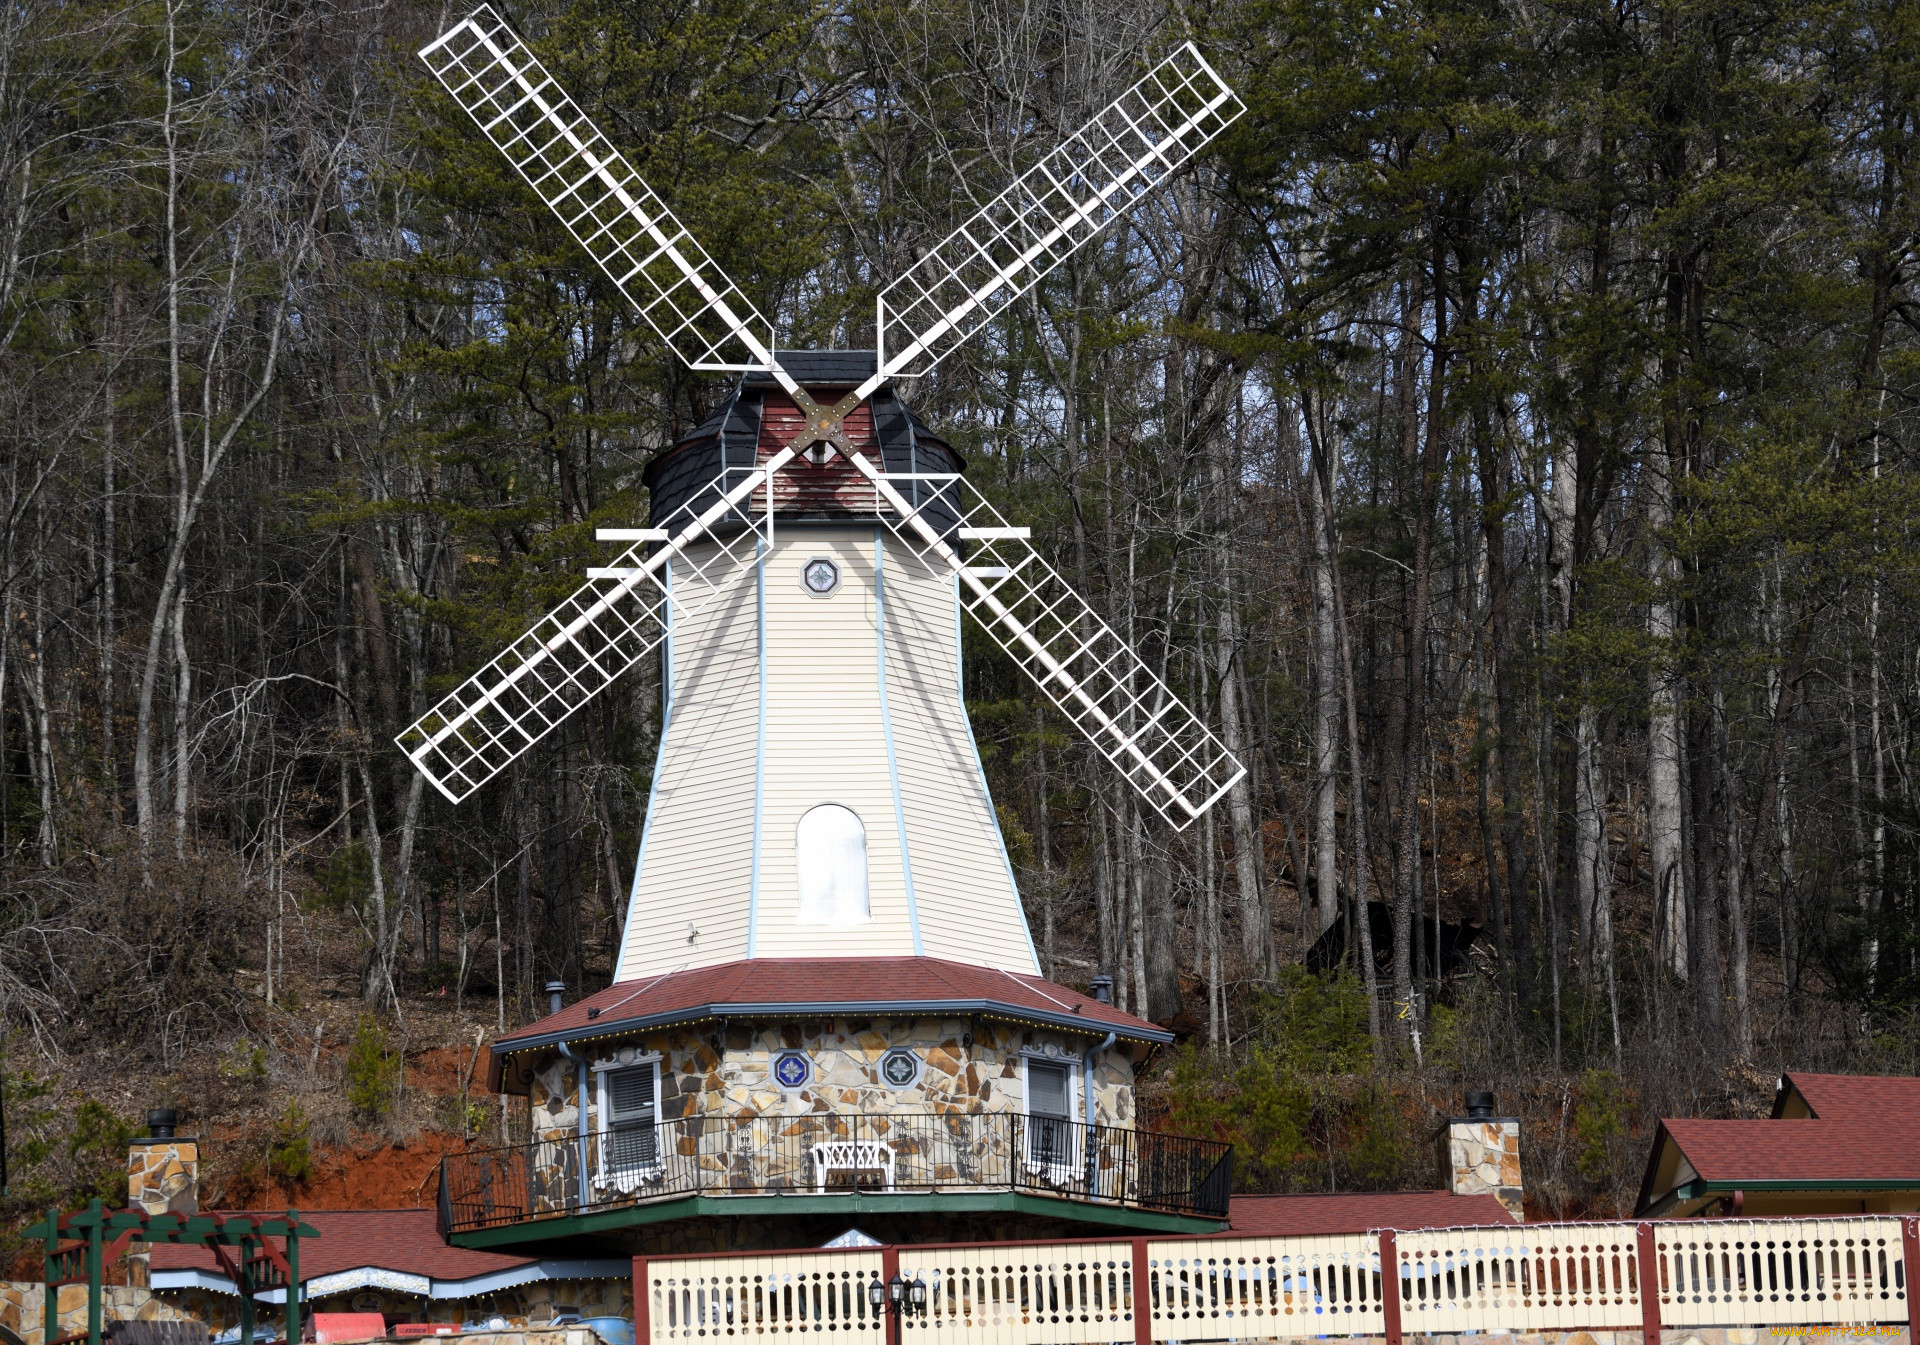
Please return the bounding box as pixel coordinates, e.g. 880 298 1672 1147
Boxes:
619 356 1036 980
403 6 1247 1253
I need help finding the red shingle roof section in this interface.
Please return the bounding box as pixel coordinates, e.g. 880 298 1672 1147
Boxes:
1779 1071 1920 1123
1228 1191 1515 1235
149 1210 534 1281
1659 1118 1920 1183
492 957 1166 1079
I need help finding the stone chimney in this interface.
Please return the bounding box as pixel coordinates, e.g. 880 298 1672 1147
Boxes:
126 1110 197 1289
129 1109 198 1214
1445 1090 1523 1221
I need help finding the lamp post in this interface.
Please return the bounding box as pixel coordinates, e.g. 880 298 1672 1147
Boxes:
868 1273 927 1345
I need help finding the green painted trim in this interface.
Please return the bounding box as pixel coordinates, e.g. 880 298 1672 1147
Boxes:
1681 1178 1920 1195
448 1191 1223 1249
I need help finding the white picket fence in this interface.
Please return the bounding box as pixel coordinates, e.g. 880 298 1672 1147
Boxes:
640 1216 1916 1345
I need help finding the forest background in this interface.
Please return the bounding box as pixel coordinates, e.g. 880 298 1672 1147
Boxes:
3 0 1919 1239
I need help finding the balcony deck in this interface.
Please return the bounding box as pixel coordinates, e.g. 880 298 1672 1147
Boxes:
437 1112 1231 1242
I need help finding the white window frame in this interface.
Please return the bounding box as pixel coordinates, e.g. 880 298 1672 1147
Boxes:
1019 1053 1081 1178
593 1055 663 1190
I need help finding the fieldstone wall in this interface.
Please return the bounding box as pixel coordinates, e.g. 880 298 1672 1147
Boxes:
0 1283 210 1345
1446 1117 1523 1219
515 1017 1140 1219
527 1018 1133 1133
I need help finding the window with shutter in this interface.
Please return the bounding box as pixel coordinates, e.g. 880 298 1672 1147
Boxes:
602 1064 658 1176
1025 1061 1073 1169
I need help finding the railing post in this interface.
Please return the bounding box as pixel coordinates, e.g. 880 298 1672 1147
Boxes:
1903 1218 1919 1345
1131 1238 1152 1345
1635 1222 1662 1345
632 1256 651 1345
1379 1230 1401 1345
881 1244 901 1345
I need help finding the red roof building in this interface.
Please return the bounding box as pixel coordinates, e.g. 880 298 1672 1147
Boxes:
1227 1190 1514 1235
1635 1071 1920 1217
149 1209 627 1302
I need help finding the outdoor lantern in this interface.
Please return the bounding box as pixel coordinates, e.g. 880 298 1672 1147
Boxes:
909 1279 928 1315
888 1274 906 1308
868 1280 885 1311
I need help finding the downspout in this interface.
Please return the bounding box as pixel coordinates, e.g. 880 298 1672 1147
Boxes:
546 981 591 1211
1083 975 1118 1196
557 1039 590 1211
1082 1030 1117 1195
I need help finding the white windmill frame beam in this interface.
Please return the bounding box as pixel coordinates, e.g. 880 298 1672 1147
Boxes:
396 451 798 803
850 463 1244 828
861 42 1243 397
418 6 803 396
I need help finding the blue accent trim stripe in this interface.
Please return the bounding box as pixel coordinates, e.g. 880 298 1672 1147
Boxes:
619 558 673 979
956 574 1041 973
747 537 767 957
877 532 923 954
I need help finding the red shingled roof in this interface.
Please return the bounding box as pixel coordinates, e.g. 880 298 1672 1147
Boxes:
149 1210 534 1283
1228 1191 1515 1236
1777 1071 1920 1123
1637 1072 1920 1214
1656 1118 1920 1183
491 957 1166 1089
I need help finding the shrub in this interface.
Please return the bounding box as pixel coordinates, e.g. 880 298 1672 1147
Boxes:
67 1100 136 1205
345 1015 400 1118
1167 1044 1313 1189
317 841 372 912
268 1099 313 1184
1573 1068 1631 1187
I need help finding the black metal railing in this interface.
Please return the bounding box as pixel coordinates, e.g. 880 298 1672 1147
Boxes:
437 1111 1231 1234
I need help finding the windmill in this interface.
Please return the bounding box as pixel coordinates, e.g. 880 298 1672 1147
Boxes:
401 6 1248 980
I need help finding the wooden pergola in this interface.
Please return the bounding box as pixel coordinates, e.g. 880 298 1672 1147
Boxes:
22 1200 318 1345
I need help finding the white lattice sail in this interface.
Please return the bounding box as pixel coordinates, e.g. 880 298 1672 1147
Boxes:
419 5 779 375
862 467 1245 828
872 43 1244 385
398 464 785 803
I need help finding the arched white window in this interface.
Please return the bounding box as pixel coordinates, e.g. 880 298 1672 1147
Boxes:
796 804 869 925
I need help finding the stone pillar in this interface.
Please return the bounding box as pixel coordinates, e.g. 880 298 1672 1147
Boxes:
1446 1090 1523 1220
127 1110 198 1289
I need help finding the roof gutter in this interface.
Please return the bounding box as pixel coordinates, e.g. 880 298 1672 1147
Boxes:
1680 1177 1920 1193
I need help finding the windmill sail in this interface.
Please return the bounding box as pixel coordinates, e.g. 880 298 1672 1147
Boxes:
398 461 788 803
419 5 784 378
870 43 1244 388
849 462 1246 829
406 5 1249 825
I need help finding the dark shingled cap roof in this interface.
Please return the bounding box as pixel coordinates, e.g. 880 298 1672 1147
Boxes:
743 350 879 386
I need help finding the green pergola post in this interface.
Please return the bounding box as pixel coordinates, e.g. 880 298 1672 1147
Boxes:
237 1234 256 1345
43 1205 59 1345
284 1212 301 1345
86 1199 104 1345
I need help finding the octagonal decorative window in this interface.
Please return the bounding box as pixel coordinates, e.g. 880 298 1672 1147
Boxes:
880 1048 921 1089
801 556 841 597
772 1050 811 1091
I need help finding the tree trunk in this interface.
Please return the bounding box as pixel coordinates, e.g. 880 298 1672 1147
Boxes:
1309 421 1341 937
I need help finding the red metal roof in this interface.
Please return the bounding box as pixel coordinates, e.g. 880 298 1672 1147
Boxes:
149 1210 534 1283
1228 1191 1515 1235
491 957 1166 1089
